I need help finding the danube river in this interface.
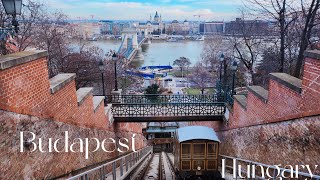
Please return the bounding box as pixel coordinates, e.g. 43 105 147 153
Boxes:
75 40 204 67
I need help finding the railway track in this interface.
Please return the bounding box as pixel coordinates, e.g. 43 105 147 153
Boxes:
133 151 175 180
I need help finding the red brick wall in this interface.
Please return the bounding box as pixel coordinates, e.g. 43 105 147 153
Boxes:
193 52 319 131
301 57 320 116
0 52 109 131
0 57 50 116
189 51 320 176
0 51 146 179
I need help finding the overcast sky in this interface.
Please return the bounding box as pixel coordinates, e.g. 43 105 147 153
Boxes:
36 0 244 21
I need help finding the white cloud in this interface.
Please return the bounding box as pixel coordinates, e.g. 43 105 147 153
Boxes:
34 0 239 21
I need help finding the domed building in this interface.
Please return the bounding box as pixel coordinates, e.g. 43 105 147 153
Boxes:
137 11 165 37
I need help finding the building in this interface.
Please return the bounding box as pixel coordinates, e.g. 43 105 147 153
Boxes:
100 21 130 35
224 18 269 36
137 11 165 37
145 122 179 152
199 21 224 34
100 20 114 34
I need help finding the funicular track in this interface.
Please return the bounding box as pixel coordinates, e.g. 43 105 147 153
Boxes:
133 151 175 180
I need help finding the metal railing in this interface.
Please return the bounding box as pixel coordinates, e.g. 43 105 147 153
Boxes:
105 94 221 104
111 102 225 117
220 155 320 180
67 146 153 180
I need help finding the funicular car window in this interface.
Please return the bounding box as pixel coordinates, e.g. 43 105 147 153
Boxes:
193 143 206 159
207 142 218 159
207 160 218 170
181 143 191 159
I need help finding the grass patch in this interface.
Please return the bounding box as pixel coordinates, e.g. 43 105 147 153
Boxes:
183 88 201 95
183 88 216 95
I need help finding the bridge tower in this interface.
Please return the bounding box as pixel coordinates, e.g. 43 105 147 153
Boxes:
121 28 138 49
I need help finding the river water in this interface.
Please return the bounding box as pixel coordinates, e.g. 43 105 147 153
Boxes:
75 40 204 67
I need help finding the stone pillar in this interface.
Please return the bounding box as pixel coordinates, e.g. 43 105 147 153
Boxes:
121 34 128 50
111 89 122 103
132 33 138 49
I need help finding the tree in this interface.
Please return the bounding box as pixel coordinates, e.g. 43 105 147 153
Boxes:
173 57 191 78
245 0 320 77
201 35 235 86
188 62 213 94
245 0 298 73
145 84 159 94
294 0 320 77
229 11 266 85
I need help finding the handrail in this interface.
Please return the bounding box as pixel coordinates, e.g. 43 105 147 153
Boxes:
67 146 153 180
105 94 222 104
220 154 320 179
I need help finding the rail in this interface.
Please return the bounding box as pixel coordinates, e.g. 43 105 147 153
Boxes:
111 102 225 117
106 94 220 104
67 146 153 180
220 155 320 180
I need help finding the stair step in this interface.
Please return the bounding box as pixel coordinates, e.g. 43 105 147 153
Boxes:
76 87 93 106
269 73 302 93
93 96 105 112
0 50 47 70
247 86 268 103
49 73 76 94
234 95 247 109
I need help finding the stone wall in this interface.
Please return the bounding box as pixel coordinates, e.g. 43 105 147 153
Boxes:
0 110 146 179
218 115 320 175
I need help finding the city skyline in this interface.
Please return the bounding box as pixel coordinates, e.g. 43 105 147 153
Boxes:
37 0 244 21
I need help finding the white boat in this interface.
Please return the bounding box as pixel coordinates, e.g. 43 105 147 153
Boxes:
195 36 204 41
166 37 178 42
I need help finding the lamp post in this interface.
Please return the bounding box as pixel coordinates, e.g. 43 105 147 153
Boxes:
98 60 106 102
1 0 22 33
219 53 224 83
112 52 118 91
230 60 238 95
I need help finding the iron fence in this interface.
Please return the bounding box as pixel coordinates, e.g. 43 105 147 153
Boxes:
105 94 221 104
111 102 225 117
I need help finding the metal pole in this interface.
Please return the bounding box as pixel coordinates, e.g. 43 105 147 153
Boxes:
220 61 223 82
232 71 236 95
101 72 106 101
114 60 118 91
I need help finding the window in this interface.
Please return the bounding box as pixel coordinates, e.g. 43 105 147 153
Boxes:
207 143 218 159
207 160 217 170
181 143 191 159
193 143 206 159
181 160 191 170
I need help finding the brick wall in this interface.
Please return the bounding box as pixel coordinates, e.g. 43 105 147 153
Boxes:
191 49 320 131
0 51 146 179
218 115 320 175
0 51 108 130
189 50 320 175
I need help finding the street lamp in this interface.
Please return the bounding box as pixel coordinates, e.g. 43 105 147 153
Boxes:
230 60 238 95
99 59 106 102
112 52 118 91
1 0 22 33
219 53 225 82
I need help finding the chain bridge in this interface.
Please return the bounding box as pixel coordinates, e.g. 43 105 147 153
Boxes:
117 28 146 60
